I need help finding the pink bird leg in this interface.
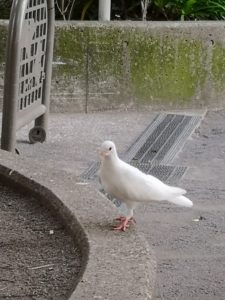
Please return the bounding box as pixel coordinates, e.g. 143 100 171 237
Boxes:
113 216 136 231
113 217 130 231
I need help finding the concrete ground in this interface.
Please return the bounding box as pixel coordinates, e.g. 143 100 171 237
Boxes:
16 111 157 176
137 109 225 299
1 111 157 300
10 108 225 298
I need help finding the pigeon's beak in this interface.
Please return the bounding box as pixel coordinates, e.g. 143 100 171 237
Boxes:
99 149 109 159
99 149 106 158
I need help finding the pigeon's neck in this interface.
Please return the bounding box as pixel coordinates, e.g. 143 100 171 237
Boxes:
105 152 120 165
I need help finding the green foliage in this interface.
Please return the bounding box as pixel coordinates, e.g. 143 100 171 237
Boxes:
0 0 12 19
0 0 225 21
73 0 225 21
150 0 225 20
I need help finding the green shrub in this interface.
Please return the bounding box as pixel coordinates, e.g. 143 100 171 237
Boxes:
151 0 225 20
0 0 224 21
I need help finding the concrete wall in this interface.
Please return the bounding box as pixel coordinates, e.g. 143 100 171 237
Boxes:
1 21 225 112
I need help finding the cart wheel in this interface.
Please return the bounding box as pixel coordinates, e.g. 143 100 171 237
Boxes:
29 126 46 144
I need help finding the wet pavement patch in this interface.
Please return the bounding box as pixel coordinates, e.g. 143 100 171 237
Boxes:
0 182 81 299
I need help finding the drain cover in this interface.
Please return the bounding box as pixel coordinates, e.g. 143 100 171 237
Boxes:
81 162 100 181
81 161 187 184
130 161 187 183
127 113 201 164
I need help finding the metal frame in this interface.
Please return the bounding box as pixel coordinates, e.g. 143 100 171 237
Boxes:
1 0 54 151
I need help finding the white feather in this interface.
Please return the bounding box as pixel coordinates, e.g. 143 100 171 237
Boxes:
99 141 193 217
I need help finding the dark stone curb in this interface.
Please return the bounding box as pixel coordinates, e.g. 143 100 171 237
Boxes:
0 149 156 299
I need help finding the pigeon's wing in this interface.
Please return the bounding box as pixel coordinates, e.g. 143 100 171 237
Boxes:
117 161 186 203
114 162 170 202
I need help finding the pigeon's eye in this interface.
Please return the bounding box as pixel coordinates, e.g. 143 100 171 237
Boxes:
109 147 112 151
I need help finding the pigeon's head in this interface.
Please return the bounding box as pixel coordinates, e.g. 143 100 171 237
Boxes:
99 140 117 159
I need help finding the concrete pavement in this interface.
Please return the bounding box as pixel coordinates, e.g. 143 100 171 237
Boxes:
1 108 224 299
0 110 158 299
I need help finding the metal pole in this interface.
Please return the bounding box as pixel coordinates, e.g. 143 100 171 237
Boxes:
1 0 27 152
34 0 55 135
98 0 111 21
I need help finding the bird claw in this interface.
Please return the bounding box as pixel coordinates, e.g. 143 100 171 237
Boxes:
113 217 135 232
115 216 136 224
130 217 136 224
113 223 129 231
115 216 126 221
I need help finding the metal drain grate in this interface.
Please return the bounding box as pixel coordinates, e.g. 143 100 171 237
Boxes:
127 113 201 164
131 114 179 162
81 113 201 183
81 161 187 184
150 165 187 184
81 162 100 181
123 113 166 162
161 114 202 164
130 161 187 183
167 165 188 184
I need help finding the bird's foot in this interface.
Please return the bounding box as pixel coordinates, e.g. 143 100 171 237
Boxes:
113 217 135 232
115 216 126 221
115 216 136 224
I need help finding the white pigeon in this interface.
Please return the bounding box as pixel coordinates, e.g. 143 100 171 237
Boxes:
99 140 193 231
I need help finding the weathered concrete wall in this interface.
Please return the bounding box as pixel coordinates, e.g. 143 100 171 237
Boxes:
1 21 225 112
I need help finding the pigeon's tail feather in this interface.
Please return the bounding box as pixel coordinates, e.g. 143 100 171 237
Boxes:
168 195 193 208
168 186 187 197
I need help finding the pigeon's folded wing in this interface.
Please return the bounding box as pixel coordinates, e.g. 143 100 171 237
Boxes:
114 162 178 203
